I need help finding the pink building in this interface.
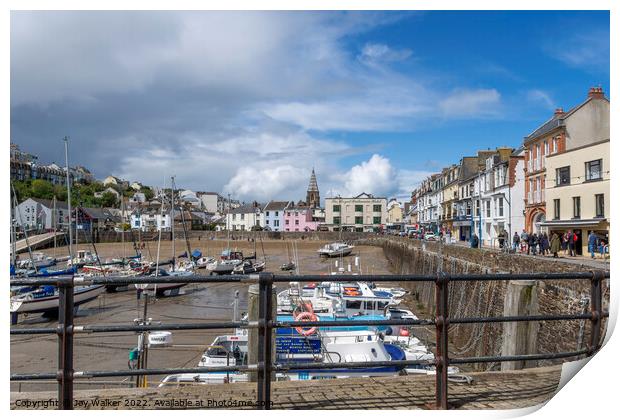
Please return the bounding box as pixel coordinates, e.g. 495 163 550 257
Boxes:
283 207 319 232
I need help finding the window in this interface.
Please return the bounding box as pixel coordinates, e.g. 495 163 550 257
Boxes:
485 201 491 218
595 194 604 218
556 166 570 186
265 211 270 217
355 204 363 212
475 200 480 217
274 220 279 227
295 220 299 225
355 216 363 224
275 211 278 217
498 197 504 217
544 140 549 155
285 220 289 225
466 202 471 216
333 216 341 225
346 301 361 309
553 199 560 220
373 204 382 212
572 197 581 219
333 205 340 212
265 219 270 225
585 159 602 181
373 216 381 224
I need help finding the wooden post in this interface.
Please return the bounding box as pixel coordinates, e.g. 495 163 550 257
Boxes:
247 282 277 383
501 280 539 370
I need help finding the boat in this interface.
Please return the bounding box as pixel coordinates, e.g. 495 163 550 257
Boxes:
280 261 296 271
195 256 216 269
10 281 105 323
317 242 354 258
206 249 244 275
17 252 56 270
67 249 97 268
232 260 265 274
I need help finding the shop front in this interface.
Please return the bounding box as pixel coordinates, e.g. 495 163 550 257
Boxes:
540 219 609 256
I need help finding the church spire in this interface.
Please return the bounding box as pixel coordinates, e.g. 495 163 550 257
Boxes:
306 168 320 208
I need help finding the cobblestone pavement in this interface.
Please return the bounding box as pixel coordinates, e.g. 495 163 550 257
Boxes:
12 365 562 410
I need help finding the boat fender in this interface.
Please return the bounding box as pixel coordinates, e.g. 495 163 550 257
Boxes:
294 312 318 336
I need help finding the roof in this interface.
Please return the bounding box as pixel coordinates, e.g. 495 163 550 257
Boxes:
22 197 69 210
264 200 291 211
229 203 265 214
524 93 609 143
82 207 121 222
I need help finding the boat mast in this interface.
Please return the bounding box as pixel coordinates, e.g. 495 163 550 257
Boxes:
170 176 176 271
52 195 57 258
121 192 125 261
64 136 74 261
10 192 16 268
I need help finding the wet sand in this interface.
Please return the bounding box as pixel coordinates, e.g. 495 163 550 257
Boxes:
11 239 397 392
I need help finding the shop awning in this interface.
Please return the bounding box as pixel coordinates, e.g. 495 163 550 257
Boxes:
539 218 607 228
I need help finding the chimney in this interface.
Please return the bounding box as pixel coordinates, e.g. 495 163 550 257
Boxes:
554 108 564 116
588 86 605 99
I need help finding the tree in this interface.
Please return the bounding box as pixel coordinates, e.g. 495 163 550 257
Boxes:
140 186 154 201
100 191 118 208
31 179 54 199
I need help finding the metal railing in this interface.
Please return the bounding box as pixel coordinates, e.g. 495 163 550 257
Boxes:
10 271 609 410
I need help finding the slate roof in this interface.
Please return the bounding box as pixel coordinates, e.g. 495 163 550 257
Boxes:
264 200 291 211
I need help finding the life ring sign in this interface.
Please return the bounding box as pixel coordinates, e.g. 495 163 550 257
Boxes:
295 312 318 336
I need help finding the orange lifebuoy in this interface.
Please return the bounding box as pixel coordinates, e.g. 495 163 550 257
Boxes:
295 311 318 336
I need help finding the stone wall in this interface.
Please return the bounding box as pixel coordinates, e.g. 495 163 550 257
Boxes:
357 237 610 370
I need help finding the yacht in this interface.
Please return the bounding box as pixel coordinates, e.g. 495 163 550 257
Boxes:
317 242 354 258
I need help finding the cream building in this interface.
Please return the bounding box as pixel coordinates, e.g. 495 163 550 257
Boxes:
325 193 387 232
386 199 403 224
542 139 609 255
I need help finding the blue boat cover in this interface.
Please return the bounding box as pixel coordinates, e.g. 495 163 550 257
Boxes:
191 249 202 259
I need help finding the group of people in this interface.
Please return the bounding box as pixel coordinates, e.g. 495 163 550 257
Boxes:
508 229 608 259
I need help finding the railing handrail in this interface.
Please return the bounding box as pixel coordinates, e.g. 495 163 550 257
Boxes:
10 270 609 410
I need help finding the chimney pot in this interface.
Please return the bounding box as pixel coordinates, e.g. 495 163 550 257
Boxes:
554 108 564 115
588 86 604 99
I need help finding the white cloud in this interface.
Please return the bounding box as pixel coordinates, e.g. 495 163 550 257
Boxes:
358 42 412 64
527 89 556 110
544 29 609 73
439 88 502 118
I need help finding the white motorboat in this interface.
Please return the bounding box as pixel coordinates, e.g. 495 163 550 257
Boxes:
317 242 354 258
207 249 244 275
195 256 216 269
17 252 56 270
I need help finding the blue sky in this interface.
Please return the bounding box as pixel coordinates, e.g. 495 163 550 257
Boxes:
11 11 609 202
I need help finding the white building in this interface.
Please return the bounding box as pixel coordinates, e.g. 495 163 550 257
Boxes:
13 198 69 231
225 203 265 231
263 200 291 232
130 209 171 232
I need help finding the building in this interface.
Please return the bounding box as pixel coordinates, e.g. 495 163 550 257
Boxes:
386 199 403 224
94 186 121 200
226 202 265 231
541 139 609 255
131 207 171 232
305 169 320 208
263 201 291 232
283 207 320 232
72 166 95 184
13 197 69 231
439 165 460 239
103 176 129 189
522 87 609 234
78 207 122 233
130 182 143 191
324 193 387 232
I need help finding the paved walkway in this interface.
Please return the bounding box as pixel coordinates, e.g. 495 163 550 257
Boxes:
11 365 562 410
451 240 610 269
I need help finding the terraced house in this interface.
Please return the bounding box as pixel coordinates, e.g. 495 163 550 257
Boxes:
325 193 387 232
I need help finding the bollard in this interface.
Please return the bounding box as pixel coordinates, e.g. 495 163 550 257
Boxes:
57 281 74 410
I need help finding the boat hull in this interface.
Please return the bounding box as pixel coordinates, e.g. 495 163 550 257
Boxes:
10 285 105 314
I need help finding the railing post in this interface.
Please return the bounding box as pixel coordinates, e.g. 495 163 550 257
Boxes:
434 271 449 409
588 271 604 356
257 272 273 409
57 278 74 410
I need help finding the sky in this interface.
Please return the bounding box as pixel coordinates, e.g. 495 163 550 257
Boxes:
10 10 610 203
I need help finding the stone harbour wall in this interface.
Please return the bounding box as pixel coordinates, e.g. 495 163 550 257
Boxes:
357 237 610 371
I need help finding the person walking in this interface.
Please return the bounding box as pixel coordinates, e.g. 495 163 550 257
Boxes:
568 230 575 257
528 232 537 255
588 231 598 259
512 232 520 251
550 232 561 258
562 232 569 255
471 233 479 249
520 229 528 253
541 233 549 256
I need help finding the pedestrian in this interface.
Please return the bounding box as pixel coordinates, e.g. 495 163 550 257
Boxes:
550 232 561 258
528 232 538 255
471 233 479 249
512 232 520 251
568 230 576 257
588 231 598 259
540 233 549 256
498 231 505 250
520 229 529 254
562 232 569 255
